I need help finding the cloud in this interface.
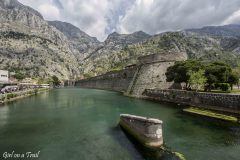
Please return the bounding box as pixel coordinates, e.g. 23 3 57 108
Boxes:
60 0 110 41
53 0 63 9
38 3 61 20
18 0 240 41
223 9 240 24
118 0 240 34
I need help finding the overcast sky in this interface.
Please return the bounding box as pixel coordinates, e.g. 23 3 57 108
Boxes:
18 0 240 41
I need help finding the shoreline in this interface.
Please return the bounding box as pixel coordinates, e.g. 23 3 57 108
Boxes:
75 87 240 122
0 88 50 105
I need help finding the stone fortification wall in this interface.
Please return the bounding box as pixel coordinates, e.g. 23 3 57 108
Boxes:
75 66 137 92
75 52 187 95
144 89 240 114
125 61 175 97
125 52 187 97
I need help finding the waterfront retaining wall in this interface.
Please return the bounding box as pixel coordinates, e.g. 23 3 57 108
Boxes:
0 88 50 104
143 89 240 114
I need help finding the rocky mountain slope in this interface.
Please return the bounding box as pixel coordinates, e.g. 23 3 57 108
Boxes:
80 31 151 77
0 0 81 79
80 31 240 77
48 21 101 59
104 31 151 45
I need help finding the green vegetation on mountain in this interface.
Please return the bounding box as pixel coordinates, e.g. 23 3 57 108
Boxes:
81 31 240 77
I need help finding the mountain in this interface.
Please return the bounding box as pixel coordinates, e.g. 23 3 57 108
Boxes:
0 0 81 79
0 0 150 79
48 21 101 58
186 24 240 37
104 31 151 45
1 0 240 80
81 30 240 77
80 31 151 77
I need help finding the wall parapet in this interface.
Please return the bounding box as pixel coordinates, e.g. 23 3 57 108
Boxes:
138 52 187 64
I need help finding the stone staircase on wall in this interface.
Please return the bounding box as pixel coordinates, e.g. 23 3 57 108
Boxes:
125 64 143 96
125 52 187 98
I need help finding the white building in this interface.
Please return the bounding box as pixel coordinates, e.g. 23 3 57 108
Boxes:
0 70 9 83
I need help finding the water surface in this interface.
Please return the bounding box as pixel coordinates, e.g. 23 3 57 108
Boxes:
0 88 239 160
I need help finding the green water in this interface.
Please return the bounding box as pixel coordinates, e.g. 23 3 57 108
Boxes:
0 88 239 160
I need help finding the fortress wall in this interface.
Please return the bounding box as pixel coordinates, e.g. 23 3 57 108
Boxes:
75 66 137 92
76 52 187 96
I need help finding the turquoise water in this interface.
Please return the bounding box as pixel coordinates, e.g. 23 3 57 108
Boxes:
0 88 239 160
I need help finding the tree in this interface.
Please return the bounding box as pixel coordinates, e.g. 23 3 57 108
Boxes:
52 75 61 87
233 68 240 89
166 60 238 92
37 77 54 86
166 60 203 89
205 62 232 91
37 77 45 84
188 69 207 91
228 73 239 90
14 72 25 81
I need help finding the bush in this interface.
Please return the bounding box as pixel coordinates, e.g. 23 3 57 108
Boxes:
0 96 5 101
14 72 25 80
7 93 14 99
34 89 38 95
52 75 61 86
216 83 230 91
12 93 17 98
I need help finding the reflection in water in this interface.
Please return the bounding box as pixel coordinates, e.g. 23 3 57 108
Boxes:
0 88 239 160
0 105 9 127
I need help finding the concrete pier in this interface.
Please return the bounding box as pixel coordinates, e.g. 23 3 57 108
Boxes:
119 114 163 148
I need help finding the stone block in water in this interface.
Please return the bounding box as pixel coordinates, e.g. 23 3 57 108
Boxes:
119 114 163 148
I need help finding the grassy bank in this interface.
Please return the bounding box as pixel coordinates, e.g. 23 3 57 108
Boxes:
183 107 239 123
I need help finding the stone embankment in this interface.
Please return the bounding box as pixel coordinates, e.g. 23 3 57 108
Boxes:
119 114 163 148
0 88 50 104
143 89 240 114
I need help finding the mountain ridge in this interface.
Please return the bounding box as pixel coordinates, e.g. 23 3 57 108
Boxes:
186 24 240 37
0 0 240 80
48 20 101 59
